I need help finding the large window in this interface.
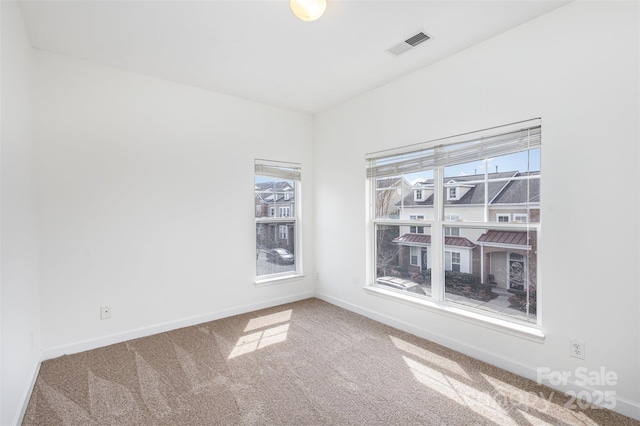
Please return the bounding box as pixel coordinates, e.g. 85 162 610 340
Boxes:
255 159 301 281
367 120 541 325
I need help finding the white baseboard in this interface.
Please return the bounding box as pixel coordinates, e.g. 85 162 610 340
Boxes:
16 354 41 426
611 396 640 421
42 291 314 361
315 292 640 422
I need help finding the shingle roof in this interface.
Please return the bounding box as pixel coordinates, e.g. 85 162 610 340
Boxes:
393 233 475 248
491 173 540 204
255 181 293 191
376 177 406 189
398 171 540 207
255 181 294 203
477 230 530 246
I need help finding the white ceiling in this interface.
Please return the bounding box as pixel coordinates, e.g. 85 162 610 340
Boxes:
18 0 571 114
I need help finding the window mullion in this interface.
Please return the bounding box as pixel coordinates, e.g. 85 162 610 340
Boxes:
431 166 444 302
484 158 489 222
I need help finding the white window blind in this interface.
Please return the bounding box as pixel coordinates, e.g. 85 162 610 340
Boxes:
255 159 301 181
366 120 541 179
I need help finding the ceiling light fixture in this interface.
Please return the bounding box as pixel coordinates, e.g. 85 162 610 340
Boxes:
290 0 326 22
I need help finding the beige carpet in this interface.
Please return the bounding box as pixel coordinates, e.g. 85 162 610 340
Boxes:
23 298 637 425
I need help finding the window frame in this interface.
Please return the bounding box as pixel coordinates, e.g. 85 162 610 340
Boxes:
365 119 543 340
255 159 303 284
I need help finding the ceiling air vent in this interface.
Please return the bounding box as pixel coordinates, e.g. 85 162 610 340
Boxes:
386 31 431 57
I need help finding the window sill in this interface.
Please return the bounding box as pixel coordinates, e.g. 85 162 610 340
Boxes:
255 273 305 287
363 285 545 343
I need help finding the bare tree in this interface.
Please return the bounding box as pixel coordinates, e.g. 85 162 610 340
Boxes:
374 179 403 276
375 179 400 218
376 226 400 276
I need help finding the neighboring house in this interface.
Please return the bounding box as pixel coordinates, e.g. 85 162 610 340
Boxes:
391 171 539 290
255 181 295 218
393 233 476 274
255 181 296 252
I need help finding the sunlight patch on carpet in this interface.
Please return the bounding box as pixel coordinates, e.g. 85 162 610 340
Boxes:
244 309 292 332
518 410 563 426
402 355 519 425
390 335 471 380
480 373 602 425
229 323 290 359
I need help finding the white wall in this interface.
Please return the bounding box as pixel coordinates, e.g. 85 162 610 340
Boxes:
0 2 41 425
33 51 315 356
3 0 639 422
315 1 639 419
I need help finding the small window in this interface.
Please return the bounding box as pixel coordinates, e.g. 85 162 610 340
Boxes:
448 187 458 200
444 227 460 236
445 251 461 272
409 215 425 234
279 207 291 217
451 252 461 272
444 214 461 236
497 214 511 223
279 225 288 240
410 246 420 266
415 189 423 201
255 159 301 281
513 214 528 223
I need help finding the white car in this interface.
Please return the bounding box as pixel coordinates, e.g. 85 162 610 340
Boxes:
376 276 426 295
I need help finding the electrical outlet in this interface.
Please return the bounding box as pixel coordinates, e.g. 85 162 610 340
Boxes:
100 305 111 320
570 338 585 359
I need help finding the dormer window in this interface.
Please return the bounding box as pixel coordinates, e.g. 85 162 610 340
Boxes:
284 193 290 201
445 180 472 201
414 189 424 201
448 187 458 200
